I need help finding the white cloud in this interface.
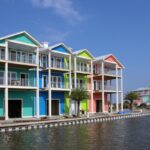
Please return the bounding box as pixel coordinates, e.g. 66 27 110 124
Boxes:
31 0 82 24
41 27 70 43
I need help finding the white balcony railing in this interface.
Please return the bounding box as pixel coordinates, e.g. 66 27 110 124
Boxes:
93 85 115 91
51 81 69 89
77 65 91 73
8 52 36 64
8 78 36 87
72 83 88 90
51 62 69 70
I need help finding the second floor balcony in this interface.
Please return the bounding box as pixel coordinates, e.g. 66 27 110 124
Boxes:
8 78 36 87
8 49 36 65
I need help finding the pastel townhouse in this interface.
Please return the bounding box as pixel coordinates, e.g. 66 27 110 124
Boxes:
39 43 72 117
92 54 124 113
0 31 41 120
71 49 94 115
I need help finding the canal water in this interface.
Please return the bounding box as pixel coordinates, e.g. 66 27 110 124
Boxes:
0 116 150 150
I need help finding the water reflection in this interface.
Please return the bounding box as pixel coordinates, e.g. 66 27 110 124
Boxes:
0 117 150 150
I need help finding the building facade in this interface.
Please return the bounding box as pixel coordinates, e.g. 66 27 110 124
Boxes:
0 31 124 120
133 87 150 104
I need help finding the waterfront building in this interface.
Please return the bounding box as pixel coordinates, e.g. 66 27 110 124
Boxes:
92 54 124 113
133 87 150 104
0 31 124 120
0 31 41 120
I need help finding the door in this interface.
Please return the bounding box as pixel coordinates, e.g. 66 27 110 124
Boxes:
21 73 28 86
8 100 22 118
46 100 49 116
52 100 59 115
43 75 47 88
96 100 102 112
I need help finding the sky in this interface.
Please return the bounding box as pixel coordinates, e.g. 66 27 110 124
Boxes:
0 0 150 92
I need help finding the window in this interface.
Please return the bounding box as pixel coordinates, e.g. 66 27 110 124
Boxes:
42 55 47 68
29 54 33 64
0 48 5 60
93 65 96 74
10 50 16 61
8 72 17 85
56 57 62 68
0 71 4 85
17 51 21 62
51 76 62 88
22 52 27 63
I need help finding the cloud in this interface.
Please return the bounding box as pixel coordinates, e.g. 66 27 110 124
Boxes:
41 27 70 43
31 0 82 24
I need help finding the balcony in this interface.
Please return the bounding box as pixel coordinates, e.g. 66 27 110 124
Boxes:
72 83 88 90
51 81 70 90
76 65 91 74
51 62 69 70
104 86 115 91
8 51 36 65
93 84 115 92
8 78 36 87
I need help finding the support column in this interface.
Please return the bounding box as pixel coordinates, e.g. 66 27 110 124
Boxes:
48 51 51 117
69 55 72 90
102 61 105 113
91 60 93 113
116 65 119 112
120 69 123 112
36 47 39 118
5 41 8 120
74 56 77 88
69 55 72 115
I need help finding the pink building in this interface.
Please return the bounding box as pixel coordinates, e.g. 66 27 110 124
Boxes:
89 54 124 113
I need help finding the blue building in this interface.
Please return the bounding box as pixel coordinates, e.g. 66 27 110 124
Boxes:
39 43 72 116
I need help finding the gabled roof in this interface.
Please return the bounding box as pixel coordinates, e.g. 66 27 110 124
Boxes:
0 31 42 47
73 49 95 59
95 54 125 68
49 42 72 54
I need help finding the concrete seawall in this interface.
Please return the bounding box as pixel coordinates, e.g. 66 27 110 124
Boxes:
0 112 150 133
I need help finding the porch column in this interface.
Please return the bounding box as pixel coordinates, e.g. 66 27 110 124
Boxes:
91 60 93 113
120 69 123 112
69 55 72 115
5 41 8 120
102 61 105 113
116 64 119 112
36 47 39 118
74 56 77 88
69 55 72 89
48 51 51 117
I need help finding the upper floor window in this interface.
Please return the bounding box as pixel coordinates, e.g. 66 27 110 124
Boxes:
0 48 5 60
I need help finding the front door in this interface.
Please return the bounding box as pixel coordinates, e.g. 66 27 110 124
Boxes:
8 100 22 118
96 100 102 112
52 100 59 115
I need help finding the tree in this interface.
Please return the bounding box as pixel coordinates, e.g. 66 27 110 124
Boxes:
124 92 139 110
70 88 88 117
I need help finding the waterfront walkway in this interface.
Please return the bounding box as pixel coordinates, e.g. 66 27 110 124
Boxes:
0 111 150 133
